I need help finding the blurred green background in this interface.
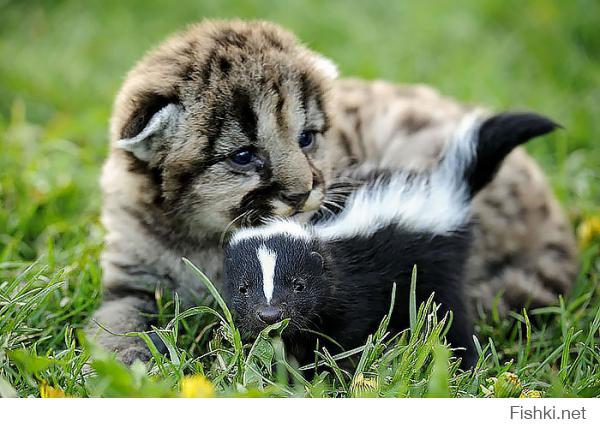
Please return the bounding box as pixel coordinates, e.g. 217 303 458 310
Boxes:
2 0 599 272
1 0 599 272
2 0 599 207
0 0 599 398
0 0 600 270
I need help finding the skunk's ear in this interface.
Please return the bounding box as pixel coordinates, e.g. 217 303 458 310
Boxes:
115 94 181 162
467 112 560 195
310 251 325 270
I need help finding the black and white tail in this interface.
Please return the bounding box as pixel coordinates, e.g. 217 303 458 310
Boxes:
441 112 559 197
316 111 558 240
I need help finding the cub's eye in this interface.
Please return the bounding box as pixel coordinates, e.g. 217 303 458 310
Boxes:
227 149 263 172
238 284 249 296
292 278 306 293
298 131 316 150
230 149 254 165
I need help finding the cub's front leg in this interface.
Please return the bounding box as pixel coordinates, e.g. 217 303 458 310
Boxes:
85 291 158 364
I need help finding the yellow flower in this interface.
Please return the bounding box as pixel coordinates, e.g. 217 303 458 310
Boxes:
520 389 543 398
180 374 215 398
578 214 600 248
39 381 69 398
350 373 379 397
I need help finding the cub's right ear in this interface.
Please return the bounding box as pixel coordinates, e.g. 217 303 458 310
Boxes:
115 93 181 162
468 112 560 195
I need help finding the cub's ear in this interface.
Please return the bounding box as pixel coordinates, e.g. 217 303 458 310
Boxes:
306 53 339 80
467 112 560 195
115 93 181 162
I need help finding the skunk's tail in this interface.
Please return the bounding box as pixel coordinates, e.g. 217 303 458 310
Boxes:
437 111 559 198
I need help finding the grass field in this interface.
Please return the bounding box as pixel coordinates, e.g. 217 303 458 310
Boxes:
0 0 599 397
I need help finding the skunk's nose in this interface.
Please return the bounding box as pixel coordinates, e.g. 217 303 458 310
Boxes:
256 306 283 325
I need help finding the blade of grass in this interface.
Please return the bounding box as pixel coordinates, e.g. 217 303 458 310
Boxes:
409 265 417 332
182 258 233 325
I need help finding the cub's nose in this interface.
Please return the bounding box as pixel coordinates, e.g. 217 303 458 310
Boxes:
279 191 310 209
256 306 283 325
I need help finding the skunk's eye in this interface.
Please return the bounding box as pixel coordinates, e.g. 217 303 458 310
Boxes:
238 284 249 296
298 131 316 150
292 278 306 293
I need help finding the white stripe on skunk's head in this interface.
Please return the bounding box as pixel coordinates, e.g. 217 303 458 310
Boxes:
256 245 277 304
316 111 558 240
229 219 311 245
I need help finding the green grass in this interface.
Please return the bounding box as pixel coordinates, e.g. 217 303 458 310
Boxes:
0 0 599 397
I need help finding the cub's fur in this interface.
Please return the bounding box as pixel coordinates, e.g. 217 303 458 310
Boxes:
91 19 578 363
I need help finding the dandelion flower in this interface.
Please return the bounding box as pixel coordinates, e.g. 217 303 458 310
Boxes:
180 374 215 398
39 381 69 398
577 214 600 248
519 389 543 398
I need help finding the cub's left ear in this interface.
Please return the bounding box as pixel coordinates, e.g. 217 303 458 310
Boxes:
468 112 560 195
115 100 181 163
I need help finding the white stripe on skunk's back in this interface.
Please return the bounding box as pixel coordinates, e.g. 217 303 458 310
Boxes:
257 245 277 304
316 113 482 240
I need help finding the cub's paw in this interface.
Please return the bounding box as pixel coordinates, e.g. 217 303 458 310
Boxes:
118 345 153 365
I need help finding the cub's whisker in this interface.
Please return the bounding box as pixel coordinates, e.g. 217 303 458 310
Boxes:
220 210 250 246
